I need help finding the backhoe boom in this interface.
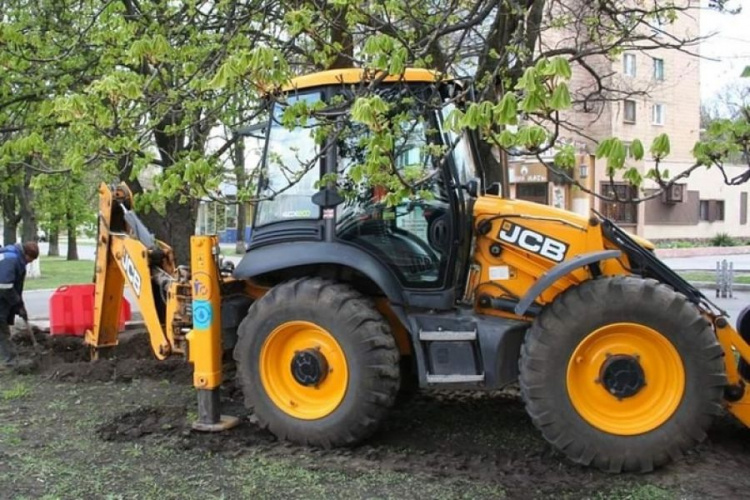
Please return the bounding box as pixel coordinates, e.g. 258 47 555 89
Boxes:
85 182 238 431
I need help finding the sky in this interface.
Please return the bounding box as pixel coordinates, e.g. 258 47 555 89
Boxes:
700 0 750 103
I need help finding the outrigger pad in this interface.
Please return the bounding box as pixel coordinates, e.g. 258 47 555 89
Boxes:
192 414 241 433
193 388 240 432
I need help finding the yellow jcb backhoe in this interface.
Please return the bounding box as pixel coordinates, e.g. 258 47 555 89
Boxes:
88 68 750 473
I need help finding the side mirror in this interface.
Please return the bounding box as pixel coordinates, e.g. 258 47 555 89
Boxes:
463 178 480 198
485 182 501 196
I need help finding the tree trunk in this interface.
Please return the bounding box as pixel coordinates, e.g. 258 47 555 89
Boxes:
3 221 17 246
66 209 78 261
48 228 60 257
477 139 509 196
235 203 247 254
234 137 247 254
1 194 18 245
17 168 37 242
139 200 197 265
327 6 354 69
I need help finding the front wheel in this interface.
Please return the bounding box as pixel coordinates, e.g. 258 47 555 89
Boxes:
519 276 726 472
234 278 400 447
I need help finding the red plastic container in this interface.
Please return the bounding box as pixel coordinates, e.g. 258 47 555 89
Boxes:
49 284 132 337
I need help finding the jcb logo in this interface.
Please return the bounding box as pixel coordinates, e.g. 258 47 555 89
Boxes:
498 222 568 262
122 251 142 297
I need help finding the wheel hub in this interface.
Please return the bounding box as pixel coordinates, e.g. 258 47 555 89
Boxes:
600 354 646 399
291 348 329 387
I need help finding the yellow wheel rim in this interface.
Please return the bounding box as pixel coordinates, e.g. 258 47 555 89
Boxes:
566 322 685 435
260 321 348 420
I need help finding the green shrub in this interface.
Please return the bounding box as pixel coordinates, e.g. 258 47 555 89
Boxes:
710 232 737 247
654 240 696 249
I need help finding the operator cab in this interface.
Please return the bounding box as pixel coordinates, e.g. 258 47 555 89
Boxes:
240 68 483 309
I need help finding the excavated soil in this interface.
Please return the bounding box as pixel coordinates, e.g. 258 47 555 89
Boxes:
9 329 750 498
12 327 192 383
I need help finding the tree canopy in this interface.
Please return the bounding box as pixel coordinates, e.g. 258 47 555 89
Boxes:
0 0 746 261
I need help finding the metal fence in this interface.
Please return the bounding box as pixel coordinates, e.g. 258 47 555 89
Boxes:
716 259 735 298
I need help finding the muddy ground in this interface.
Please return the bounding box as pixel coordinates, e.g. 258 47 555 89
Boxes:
2 330 750 499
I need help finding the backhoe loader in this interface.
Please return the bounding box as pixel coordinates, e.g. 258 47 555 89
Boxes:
88 68 750 473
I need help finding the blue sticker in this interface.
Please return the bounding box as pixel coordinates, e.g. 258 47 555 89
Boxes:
193 300 213 330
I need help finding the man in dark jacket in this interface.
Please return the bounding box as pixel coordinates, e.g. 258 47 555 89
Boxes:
0 242 39 369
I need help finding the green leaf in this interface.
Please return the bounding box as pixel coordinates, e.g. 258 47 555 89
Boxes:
515 67 538 92
554 145 576 170
630 139 644 160
742 66 750 78
596 138 613 158
208 63 230 89
623 167 643 187
519 91 545 113
535 58 555 77
496 130 516 149
551 57 572 79
494 93 518 125
549 83 571 111
527 126 547 148
650 133 671 159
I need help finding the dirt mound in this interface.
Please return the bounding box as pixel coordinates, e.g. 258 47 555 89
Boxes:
97 406 187 441
11 329 193 383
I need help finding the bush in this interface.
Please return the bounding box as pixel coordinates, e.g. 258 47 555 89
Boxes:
655 240 696 249
710 232 737 247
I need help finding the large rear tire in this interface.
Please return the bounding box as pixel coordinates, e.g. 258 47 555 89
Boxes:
234 277 400 447
519 276 726 472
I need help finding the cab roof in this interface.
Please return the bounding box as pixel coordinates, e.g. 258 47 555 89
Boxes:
283 68 441 92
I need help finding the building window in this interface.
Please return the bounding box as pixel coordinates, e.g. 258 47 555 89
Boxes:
624 100 636 123
652 103 665 125
653 58 664 81
516 183 549 205
700 200 725 222
601 183 638 224
623 54 636 77
699 200 708 221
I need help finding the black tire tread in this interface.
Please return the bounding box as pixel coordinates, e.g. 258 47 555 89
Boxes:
234 277 400 448
519 276 726 473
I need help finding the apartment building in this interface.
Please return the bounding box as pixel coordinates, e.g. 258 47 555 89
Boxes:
509 1 750 241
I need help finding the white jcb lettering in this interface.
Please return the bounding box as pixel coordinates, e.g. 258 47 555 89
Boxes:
122 252 142 297
499 224 520 243
540 239 567 262
518 230 543 252
497 222 567 263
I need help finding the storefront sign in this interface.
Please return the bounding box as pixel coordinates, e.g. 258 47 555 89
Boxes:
509 163 548 183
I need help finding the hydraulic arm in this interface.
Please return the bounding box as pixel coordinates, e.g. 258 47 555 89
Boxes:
86 182 238 430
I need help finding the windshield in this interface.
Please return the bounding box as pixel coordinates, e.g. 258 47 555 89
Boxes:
255 92 322 226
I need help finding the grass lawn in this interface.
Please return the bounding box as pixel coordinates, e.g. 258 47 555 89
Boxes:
677 271 750 284
25 257 94 291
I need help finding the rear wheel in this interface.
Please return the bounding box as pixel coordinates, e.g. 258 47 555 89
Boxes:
519 276 726 472
234 278 400 447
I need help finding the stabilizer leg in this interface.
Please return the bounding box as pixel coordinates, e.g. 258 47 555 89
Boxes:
187 235 239 432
